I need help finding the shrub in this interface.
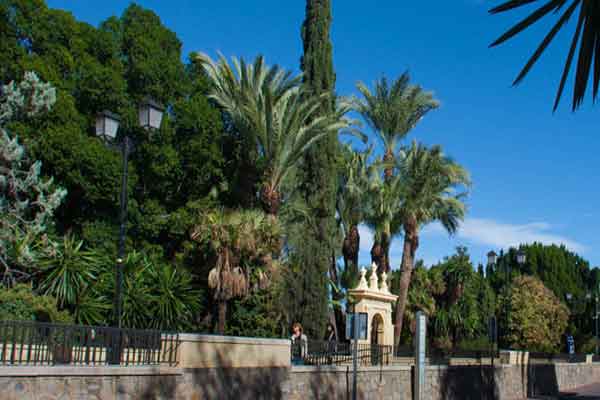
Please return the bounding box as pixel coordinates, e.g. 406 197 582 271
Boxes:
0 283 72 323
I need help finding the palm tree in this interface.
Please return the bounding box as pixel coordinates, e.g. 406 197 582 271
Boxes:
363 167 404 274
392 142 470 348
351 74 439 179
197 53 351 215
337 145 374 276
490 1 600 111
190 209 281 334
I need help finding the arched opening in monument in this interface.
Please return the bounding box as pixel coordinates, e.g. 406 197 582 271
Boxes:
371 313 384 346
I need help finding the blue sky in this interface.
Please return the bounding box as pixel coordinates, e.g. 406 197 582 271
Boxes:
48 0 600 268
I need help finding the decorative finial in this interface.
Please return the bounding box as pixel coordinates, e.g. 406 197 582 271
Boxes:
357 266 368 290
380 271 390 293
369 262 379 290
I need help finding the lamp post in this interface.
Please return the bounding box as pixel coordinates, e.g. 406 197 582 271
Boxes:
566 289 600 355
95 100 164 330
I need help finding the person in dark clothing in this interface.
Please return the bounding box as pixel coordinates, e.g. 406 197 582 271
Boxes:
324 322 337 364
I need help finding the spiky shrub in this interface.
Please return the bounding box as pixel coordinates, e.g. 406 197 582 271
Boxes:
0 72 65 285
191 208 282 334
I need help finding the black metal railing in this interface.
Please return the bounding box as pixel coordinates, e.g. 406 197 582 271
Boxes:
528 352 586 363
427 343 499 364
0 320 179 366
291 339 392 366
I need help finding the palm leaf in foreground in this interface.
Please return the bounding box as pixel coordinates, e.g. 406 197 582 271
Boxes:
490 0 600 111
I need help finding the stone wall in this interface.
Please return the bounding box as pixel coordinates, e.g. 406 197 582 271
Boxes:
2 333 600 400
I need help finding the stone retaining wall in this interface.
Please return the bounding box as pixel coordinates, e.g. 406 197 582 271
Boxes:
2 334 600 399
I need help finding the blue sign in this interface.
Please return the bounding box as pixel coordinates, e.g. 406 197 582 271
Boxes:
567 335 575 355
346 312 368 340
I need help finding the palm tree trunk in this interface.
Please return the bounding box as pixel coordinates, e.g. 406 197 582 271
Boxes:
330 250 344 339
381 233 391 274
371 241 383 270
260 184 281 215
393 223 419 349
383 149 394 180
217 300 227 335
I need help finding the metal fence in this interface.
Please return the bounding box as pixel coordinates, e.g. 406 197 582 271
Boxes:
528 352 587 363
0 320 179 366
291 340 393 366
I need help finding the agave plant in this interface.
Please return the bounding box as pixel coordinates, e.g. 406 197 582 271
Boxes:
191 208 281 333
197 53 352 215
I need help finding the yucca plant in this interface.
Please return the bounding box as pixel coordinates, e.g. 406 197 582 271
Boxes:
197 53 352 215
37 235 102 310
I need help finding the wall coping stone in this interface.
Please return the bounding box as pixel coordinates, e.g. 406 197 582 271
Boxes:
0 365 183 377
291 365 412 373
177 333 290 346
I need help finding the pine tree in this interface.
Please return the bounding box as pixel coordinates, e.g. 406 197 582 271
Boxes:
291 0 338 337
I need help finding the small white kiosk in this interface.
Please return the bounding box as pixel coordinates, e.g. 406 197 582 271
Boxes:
347 263 398 347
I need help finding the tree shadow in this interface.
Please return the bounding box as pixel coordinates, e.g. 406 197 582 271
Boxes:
527 362 559 398
438 364 498 400
185 351 287 399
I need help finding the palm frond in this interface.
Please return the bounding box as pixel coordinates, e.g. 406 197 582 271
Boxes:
490 0 600 111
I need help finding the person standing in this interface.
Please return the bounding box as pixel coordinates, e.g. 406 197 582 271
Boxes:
291 322 308 365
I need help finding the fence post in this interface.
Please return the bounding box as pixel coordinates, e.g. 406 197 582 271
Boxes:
414 311 427 400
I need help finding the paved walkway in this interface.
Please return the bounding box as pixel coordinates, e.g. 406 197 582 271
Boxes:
530 383 600 399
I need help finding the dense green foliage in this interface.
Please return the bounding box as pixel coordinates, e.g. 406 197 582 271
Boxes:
0 283 72 323
291 0 338 338
0 0 229 331
504 275 569 352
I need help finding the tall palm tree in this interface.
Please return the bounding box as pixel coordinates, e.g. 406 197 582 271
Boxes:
337 145 374 276
490 1 600 111
190 209 282 334
351 74 438 271
363 166 404 274
392 142 470 348
351 74 439 179
198 53 351 215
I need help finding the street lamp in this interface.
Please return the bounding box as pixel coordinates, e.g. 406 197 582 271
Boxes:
138 97 165 131
516 249 527 266
95 99 164 330
487 251 498 267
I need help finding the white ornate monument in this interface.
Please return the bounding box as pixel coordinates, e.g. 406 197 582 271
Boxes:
347 263 398 346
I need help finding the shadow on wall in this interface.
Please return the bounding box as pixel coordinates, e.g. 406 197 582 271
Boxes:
527 363 559 399
307 366 366 400
186 351 287 400
438 365 498 400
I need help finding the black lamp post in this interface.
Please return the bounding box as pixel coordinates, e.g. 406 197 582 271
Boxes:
95 100 164 330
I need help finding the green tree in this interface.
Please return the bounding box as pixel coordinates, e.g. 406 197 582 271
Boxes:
392 142 470 347
293 0 339 339
190 209 282 333
351 74 438 271
0 283 72 323
490 0 600 111
0 72 66 285
504 275 569 352
197 53 350 216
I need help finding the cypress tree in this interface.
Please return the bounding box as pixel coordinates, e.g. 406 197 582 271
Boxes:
291 0 338 337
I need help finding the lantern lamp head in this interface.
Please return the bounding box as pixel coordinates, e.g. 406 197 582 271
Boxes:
138 97 164 130
95 110 121 141
487 250 498 266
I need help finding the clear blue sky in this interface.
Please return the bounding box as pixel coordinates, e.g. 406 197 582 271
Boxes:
48 0 600 268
